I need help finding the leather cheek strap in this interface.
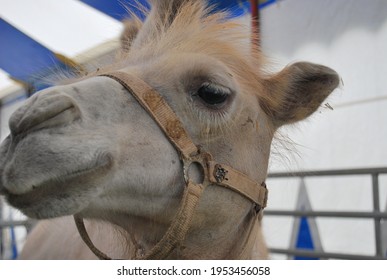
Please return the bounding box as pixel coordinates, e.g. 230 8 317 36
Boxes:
208 161 268 209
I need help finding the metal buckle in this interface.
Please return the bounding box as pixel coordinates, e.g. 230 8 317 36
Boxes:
182 149 212 186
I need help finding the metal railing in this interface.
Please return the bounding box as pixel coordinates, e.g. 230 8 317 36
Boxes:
1 168 386 259
265 167 387 260
0 196 35 259
0 219 35 259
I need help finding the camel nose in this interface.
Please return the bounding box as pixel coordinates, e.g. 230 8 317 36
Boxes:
9 92 80 136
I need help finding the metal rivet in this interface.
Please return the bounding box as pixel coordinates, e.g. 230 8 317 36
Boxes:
214 164 228 183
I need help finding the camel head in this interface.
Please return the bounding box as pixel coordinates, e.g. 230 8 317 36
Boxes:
0 0 339 259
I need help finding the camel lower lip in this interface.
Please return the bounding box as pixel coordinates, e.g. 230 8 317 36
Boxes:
3 152 113 212
5 166 97 202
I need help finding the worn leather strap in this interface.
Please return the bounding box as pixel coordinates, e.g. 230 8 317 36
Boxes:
74 181 204 260
73 71 268 260
208 161 268 208
74 214 111 260
141 181 204 259
103 71 198 159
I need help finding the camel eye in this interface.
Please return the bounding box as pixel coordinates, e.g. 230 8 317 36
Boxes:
197 83 230 107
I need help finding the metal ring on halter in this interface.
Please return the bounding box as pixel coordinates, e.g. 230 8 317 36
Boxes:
182 149 213 186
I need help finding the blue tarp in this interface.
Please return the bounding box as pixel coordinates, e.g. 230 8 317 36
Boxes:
0 0 276 92
80 0 251 20
80 0 150 21
0 18 67 91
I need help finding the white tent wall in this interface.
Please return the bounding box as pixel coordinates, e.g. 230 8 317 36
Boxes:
262 0 387 171
260 0 387 258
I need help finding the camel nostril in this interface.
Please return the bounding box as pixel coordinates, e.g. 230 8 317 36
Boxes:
10 94 80 136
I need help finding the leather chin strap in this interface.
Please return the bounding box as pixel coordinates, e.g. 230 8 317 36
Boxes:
74 71 268 260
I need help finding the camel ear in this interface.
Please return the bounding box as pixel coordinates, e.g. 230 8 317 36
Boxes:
262 62 340 126
120 19 142 52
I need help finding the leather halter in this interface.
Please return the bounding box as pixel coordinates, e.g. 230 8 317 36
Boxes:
74 71 268 259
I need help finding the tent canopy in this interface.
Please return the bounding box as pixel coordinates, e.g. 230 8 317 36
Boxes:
0 0 276 96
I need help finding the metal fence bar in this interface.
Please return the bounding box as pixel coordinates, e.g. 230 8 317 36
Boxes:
269 167 387 178
0 219 36 259
372 174 383 258
0 220 32 228
264 210 387 219
266 167 387 260
269 248 383 260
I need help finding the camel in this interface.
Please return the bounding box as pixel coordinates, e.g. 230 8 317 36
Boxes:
0 0 339 259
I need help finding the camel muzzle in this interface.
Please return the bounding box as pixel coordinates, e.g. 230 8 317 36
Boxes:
8 92 80 137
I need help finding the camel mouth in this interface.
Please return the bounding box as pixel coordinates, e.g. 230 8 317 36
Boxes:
2 152 114 218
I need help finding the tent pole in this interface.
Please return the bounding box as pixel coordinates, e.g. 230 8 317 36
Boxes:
250 0 260 47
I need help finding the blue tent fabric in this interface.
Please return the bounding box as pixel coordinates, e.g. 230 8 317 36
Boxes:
0 0 277 94
79 0 252 21
80 0 151 21
0 18 68 91
294 217 319 260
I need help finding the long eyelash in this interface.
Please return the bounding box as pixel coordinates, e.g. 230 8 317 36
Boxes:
201 82 231 96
